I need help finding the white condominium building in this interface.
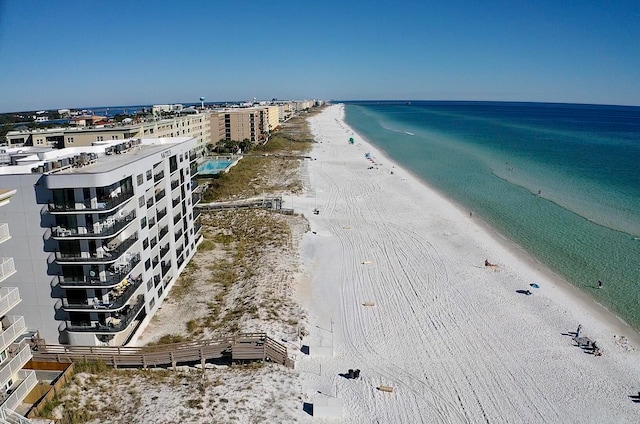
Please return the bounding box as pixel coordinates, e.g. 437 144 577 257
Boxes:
0 189 37 418
0 137 202 346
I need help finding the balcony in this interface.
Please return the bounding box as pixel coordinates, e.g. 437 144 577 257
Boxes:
57 255 141 288
189 151 197 162
154 189 166 202
61 275 143 312
190 165 198 177
161 264 171 277
153 170 165 182
0 288 20 317
191 179 200 192
51 210 136 240
172 196 181 208
192 192 202 205
173 213 181 225
157 208 168 222
170 179 180 191
0 223 10 245
0 316 26 354
48 190 134 214
193 209 201 221
153 274 161 287
158 226 169 242
1 369 37 413
174 229 183 242
64 295 145 334
0 343 32 390
0 258 16 284
148 217 156 229
55 233 138 264
159 244 169 259
194 221 202 234
146 197 154 208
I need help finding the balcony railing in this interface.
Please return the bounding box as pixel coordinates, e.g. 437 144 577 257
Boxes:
1 369 37 413
0 343 32 392
150 238 157 249
148 217 156 229
0 258 16 284
62 275 143 311
173 213 181 225
57 255 141 288
55 233 138 263
177 255 184 268
191 179 200 192
154 170 165 182
189 151 197 162
0 287 20 317
153 274 161 287
161 264 171 277
64 295 145 333
172 197 181 208
0 223 10 245
48 190 134 213
51 210 136 239
160 245 169 258
174 229 183 242
192 192 202 205
194 221 203 234
193 209 201 221
146 197 154 208
170 179 180 191
0 316 26 354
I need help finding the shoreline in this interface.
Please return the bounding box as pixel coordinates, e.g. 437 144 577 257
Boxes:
340 106 640 347
295 104 640 423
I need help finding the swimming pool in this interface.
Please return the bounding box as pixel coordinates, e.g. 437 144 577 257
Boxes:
197 159 233 175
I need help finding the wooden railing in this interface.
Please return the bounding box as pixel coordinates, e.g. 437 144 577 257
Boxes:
32 333 294 370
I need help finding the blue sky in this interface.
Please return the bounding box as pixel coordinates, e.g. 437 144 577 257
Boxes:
0 0 639 112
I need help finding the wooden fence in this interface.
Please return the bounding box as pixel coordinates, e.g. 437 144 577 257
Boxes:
32 333 294 370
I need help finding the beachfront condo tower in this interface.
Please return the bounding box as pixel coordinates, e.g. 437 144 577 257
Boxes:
0 137 203 346
0 189 38 419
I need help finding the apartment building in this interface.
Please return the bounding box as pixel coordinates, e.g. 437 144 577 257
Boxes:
6 113 212 154
0 189 37 418
0 137 203 346
213 106 281 144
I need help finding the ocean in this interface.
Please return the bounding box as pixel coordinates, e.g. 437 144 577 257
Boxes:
343 101 640 331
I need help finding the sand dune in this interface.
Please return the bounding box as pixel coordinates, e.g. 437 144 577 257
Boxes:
293 104 640 423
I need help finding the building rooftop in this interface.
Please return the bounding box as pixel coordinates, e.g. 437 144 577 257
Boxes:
0 137 194 176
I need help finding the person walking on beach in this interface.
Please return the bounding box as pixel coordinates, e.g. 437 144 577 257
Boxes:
598 280 603 289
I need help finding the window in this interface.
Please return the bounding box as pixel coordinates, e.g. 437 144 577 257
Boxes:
143 238 149 249
97 136 104 141
140 217 147 229
68 137 74 143
147 279 153 291
145 259 151 270
146 169 152 181
112 135 118 140
138 196 145 208
137 174 144 186
149 297 156 309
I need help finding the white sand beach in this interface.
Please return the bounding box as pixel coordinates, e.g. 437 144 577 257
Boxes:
293 104 640 423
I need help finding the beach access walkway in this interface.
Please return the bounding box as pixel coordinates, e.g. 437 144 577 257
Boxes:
31 333 294 369
196 196 293 214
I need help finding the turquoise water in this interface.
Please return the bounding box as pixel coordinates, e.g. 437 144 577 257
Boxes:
344 101 640 331
197 159 232 175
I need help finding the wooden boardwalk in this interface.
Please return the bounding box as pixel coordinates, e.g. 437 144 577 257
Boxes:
32 333 294 370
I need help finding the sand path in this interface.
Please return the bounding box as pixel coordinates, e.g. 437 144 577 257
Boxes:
292 105 640 423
